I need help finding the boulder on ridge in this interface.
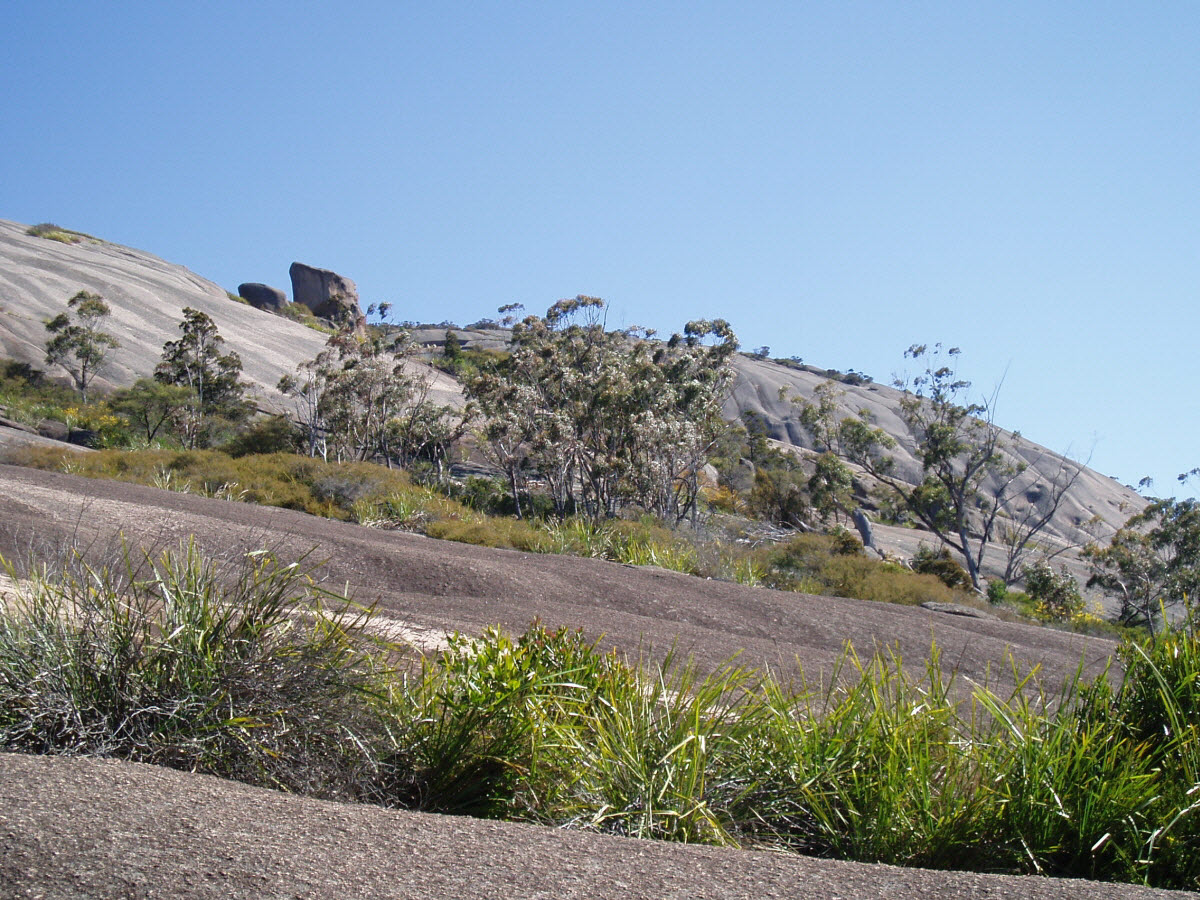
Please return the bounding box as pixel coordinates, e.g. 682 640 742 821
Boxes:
237 282 289 313
289 262 364 327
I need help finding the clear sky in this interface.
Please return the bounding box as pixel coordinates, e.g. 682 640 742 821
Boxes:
3 2 1196 498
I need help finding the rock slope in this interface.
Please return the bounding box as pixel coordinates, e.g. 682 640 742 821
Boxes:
0 219 460 409
0 217 1144 559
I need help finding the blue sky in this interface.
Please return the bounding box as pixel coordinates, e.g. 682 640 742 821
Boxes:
3 2 1196 498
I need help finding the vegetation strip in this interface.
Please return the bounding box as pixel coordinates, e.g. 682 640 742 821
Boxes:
0 542 1195 890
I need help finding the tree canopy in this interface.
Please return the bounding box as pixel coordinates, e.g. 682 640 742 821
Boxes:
280 323 468 475
1085 497 1200 633
797 344 1082 590
154 307 249 447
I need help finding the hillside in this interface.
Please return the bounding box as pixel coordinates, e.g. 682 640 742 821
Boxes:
0 219 461 409
0 465 1192 898
0 218 1188 896
0 216 1145 579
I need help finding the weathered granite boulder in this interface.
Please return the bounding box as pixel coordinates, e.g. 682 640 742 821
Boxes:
237 283 289 313
289 262 364 327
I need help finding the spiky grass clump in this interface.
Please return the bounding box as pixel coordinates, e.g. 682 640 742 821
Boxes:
376 624 634 817
0 541 385 799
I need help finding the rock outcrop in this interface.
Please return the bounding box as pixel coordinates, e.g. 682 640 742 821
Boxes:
289 262 364 327
237 282 289 313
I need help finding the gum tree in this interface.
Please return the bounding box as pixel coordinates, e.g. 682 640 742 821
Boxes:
466 297 737 523
154 307 249 447
1085 497 1200 633
806 344 1082 591
280 323 468 473
44 290 120 402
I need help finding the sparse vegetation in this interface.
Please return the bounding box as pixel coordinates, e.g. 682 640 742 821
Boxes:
278 300 336 333
793 344 1084 590
1085 497 1200 633
25 223 98 244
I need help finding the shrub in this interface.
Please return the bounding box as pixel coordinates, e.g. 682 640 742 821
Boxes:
224 415 301 457
2 543 1198 891
1022 560 1085 623
278 302 335 333
986 579 1009 604
25 223 90 244
912 544 973 591
762 533 960 606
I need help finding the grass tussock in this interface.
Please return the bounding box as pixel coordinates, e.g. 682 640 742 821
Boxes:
0 541 383 799
1 543 1197 890
25 223 98 244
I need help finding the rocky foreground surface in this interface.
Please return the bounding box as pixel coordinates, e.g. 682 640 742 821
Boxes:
2 752 1191 900
0 463 1114 693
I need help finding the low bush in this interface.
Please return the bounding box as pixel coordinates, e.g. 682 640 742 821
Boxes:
25 223 93 244
911 544 973 591
760 533 962 606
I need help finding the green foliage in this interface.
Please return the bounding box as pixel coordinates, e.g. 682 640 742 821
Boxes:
797 345 1081 592
748 466 811 528
0 542 383 798
281 324 469 474
466 297 738 524
761 533 961 606
442 329 462 360
26 223 95 244
108 378 193 446
1021 559 1084 622
1 358 48 388
44 291 120 403
3 545 1199 891
808 451 854 524
912 544 973 591
224 414 301 457
378 624 632 816
278 301 335 333
0 358 77 429
154 308 250 447
1085 497 1200 633
986 579 1009 604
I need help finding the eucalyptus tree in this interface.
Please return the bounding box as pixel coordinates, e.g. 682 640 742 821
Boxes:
154 307 249 447
280 324 468 473
44 290 120 402
1085 497 1200 633
800 344 1081 591
466 296 737 523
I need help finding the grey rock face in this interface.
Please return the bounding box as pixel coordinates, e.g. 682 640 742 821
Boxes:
237 283 289 313
289 262 364 326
